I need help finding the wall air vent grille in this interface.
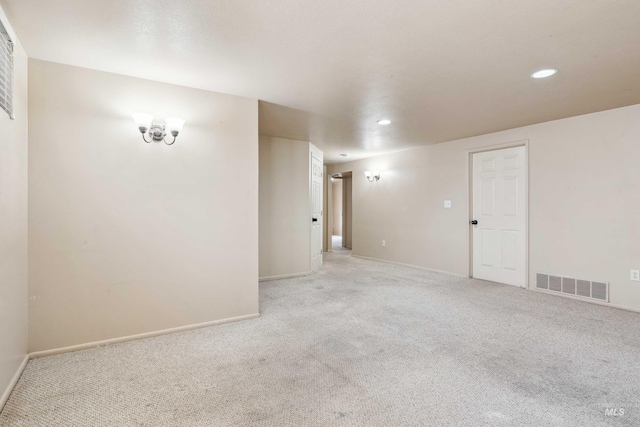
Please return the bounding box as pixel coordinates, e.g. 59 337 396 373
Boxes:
536 274 548 289
536 273 609 303
0 18 14 119
591 282 608 301
576 280 590 298
562 278 576 294
549 276 562 292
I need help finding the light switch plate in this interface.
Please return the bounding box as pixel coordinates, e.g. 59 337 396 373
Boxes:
444 200 452 208
382 240 386 247
631 270 640 281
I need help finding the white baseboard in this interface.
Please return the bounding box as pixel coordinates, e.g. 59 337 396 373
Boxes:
351 255 466 278
354 255 640 314
29 313 260 359
259 271 312 282
533 288 640 314
0 354 29 412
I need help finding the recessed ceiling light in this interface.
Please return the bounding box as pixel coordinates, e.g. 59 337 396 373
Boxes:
531 69 558 79
339 153 349 157
377 119 391 125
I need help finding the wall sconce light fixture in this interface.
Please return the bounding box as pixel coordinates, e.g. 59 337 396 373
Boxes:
132 113 185 145
364 170 380 182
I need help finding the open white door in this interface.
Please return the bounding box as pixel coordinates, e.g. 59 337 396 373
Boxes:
310 145 323 270
472 146 527 287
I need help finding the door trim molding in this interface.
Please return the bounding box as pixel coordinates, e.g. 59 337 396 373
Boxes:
466 139 530 289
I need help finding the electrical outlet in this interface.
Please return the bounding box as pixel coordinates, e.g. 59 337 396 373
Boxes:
444 200 452 208
382 240 386 247
631 270 640 282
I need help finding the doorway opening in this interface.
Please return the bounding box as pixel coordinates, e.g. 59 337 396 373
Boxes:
329 171 352 253
331 174 343 249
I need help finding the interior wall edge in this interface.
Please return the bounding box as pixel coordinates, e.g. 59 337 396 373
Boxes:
259 271 313 282
0 355 29 413
0 1 29 413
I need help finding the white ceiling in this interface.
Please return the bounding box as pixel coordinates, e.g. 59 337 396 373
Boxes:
3 0 640 163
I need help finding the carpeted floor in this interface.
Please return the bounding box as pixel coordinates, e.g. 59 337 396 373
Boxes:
2 250 639 426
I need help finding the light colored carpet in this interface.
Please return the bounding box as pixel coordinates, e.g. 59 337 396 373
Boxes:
2 251 639 426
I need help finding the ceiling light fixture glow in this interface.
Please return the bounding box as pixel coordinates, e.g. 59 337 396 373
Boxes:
377 119 391 125
531 69 558 79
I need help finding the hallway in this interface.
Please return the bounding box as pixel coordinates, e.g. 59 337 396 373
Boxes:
331 234 351 253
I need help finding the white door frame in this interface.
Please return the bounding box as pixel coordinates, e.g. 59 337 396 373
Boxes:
466 140 530 289
341 174 352 249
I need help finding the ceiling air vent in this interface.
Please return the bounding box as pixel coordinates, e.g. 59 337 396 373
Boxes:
536 273 608 303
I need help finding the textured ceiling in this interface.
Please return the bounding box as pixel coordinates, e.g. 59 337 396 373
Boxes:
3 0 640 163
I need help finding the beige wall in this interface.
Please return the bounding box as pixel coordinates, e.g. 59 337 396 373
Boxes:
332 180 343 236
259 135 310 279
328 103 640 311
0 6 28 406
28 60 259 352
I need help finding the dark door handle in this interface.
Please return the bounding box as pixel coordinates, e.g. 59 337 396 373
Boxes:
470 220 478 225
312 218 318 222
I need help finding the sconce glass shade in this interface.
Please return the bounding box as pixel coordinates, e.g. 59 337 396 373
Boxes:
165 118 185 136
364 170 380 182
132 113 154 132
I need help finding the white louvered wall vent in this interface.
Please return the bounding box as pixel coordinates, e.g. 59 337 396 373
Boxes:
536 273 608 302
0 18 14 120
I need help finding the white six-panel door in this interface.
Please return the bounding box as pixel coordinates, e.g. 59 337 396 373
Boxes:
311 151 323 270
472 146 526 287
